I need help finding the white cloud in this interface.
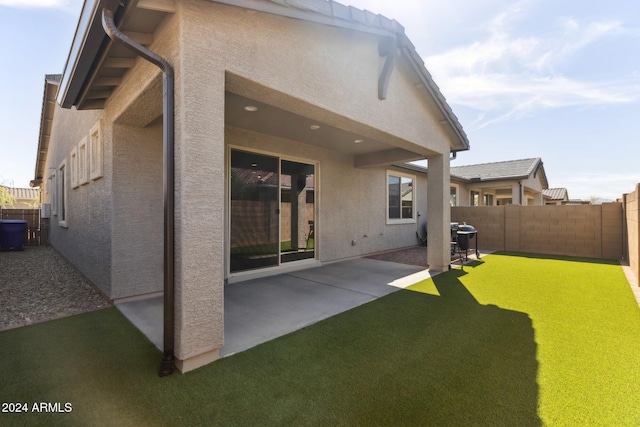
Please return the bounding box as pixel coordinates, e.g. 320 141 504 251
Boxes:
423 1 639 128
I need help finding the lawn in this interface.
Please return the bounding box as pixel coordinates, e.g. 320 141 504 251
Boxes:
1 252 640 426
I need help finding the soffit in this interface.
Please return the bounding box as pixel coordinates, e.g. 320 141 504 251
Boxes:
61 0 175 110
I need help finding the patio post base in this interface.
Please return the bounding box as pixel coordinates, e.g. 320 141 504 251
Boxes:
176 349 220 373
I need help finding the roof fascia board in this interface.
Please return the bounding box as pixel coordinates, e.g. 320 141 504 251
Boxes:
33 75 62 186
209 0 399 37
57 0 121 108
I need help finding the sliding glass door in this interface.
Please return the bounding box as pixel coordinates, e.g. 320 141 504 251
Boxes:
230 149 315 273
230 150 279 272
280 160 315 264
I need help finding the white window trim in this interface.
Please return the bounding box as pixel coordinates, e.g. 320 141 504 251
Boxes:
78 136 88 185
386 170 416 225
470 190 480 207
483 192 495 206
89 121 103 180
450 184 459 207
58 160 68 228
50 169 57 216
70 146 79 189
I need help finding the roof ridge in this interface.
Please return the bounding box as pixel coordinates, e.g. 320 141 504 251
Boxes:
450 157 539 169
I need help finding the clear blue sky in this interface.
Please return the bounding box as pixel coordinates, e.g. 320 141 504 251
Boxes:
1 0 639 201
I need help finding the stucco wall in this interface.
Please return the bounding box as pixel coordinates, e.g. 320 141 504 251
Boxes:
110 123 164 299
44 105 112 295
455 174 546 206
625 185 640 284
452 204 623 259
188 1 452 157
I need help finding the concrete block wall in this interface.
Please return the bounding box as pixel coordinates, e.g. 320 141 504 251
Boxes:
451 207 504 250
625 185 640 284
452 204 623 260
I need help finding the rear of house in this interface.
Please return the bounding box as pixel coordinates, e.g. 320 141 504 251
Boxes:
34 0 468 372
450 158 548 206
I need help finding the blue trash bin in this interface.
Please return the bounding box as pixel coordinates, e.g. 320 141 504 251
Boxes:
0 219 28 250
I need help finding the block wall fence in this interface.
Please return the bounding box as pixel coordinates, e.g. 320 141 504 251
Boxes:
451 204 624 261
623 184 640 285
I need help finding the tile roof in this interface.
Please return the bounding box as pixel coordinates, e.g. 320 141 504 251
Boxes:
450 158 543 182
542 188 568 200
1 186 39 200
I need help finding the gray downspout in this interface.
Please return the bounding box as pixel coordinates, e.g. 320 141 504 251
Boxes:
102 8 175 377
519 180 523 205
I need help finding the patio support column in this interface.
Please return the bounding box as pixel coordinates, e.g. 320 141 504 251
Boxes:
512 183 523 205
172 10 225 372
427 153 451 272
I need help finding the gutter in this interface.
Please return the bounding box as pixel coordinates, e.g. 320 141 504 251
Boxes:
101 8 176 377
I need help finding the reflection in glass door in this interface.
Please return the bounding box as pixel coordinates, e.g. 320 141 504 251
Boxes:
280 160 315 264
230 150 279 273
230 150 316 273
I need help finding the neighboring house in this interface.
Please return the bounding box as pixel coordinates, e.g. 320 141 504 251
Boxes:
33 0 468 372
448 158 549 206
543 188 570 205
0 185 39 209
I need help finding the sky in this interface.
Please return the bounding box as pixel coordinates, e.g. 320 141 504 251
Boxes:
1 0 639 201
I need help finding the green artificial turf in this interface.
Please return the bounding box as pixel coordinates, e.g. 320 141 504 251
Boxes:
1 252 640 426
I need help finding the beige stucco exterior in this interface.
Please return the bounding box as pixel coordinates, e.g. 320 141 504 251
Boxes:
41 0 466 372
453 175 546 206
450 160 547 207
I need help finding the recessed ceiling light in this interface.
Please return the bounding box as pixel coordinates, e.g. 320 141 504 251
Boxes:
244 105 258 112
354 139 364 144
310 125 320 130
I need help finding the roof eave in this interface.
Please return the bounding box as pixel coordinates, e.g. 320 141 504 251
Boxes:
33 75 62 187
57 0 121 109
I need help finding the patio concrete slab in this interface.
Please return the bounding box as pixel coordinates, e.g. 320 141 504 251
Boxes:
115 258 427 359
115 295 163 350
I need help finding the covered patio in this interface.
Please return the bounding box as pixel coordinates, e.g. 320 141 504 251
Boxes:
117 256 432 357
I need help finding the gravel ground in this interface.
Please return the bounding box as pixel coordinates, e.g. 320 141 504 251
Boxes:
0 246 111 331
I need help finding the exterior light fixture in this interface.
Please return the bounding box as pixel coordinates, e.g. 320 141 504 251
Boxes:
354 139 364 144
310 125 320 130
244 105 258 112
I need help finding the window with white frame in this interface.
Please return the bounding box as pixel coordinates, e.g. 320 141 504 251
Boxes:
70 147 79 188
50 169 57 216
89 121 103 180
450 186 458 206
471 190 480 206
58 160 68 227
387 171 415 223
78 136 88 185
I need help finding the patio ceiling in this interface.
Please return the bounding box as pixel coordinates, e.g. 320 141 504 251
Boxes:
225 91 428 163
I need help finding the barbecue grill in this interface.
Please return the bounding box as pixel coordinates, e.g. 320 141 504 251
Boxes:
451 222 480 270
